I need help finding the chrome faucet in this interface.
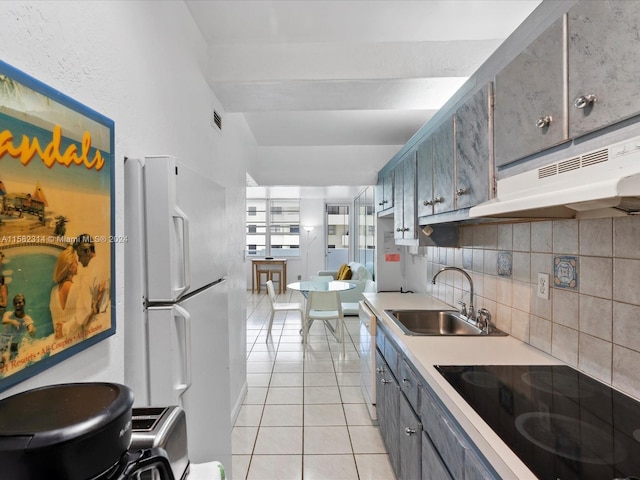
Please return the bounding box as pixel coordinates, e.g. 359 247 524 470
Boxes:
431 267 475 321
476 308 492 334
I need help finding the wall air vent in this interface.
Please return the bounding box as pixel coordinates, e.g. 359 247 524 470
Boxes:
211 110 222 130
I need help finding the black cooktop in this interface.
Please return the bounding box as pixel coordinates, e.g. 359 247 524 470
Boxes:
436 365 640 480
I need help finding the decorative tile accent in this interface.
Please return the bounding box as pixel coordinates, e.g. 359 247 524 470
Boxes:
497 251 513 277
554 255 578 290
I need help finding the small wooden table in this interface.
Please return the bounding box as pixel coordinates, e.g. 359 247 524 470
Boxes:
251 258 287 294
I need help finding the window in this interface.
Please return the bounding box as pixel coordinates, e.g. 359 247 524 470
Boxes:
327 205 348 215
246 199 300 257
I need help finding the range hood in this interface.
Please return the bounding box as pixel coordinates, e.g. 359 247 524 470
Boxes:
470 135 640 219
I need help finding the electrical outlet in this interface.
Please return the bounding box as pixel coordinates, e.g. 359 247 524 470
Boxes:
537 273 550 299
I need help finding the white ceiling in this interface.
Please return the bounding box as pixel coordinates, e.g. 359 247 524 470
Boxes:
185 0 542 188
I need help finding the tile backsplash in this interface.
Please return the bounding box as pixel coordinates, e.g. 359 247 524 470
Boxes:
405 216 640 401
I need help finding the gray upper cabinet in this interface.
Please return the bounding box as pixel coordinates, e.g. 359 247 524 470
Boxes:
416 137 434 218
432 117 455 214
455 83 493 209
568 1 640 138
393 152 417 241
376 169 394 213
494 17 567 168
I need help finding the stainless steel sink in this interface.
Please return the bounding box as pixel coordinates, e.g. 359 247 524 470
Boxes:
384 309 508 336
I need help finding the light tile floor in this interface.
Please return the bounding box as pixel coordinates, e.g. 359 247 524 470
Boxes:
232 290 396 480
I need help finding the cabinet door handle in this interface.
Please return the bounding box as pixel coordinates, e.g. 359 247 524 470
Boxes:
376 367 385 374
423 199 433 206
396 228 402 232
535 116 552 128
432 197 442 204
456 187 467 196
380 378 390 385
402 378 411 388
574 94 597 109
404 427 416 436
403 227 410 232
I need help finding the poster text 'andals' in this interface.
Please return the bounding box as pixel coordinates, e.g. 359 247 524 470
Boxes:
0 124 105 171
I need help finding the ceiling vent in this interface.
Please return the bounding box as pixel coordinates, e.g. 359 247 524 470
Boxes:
211 110 222 130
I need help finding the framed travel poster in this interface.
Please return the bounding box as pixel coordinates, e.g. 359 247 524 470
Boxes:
0 60 115 392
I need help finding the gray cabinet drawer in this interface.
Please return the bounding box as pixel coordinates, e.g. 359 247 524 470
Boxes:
375 324 385 352
422 430 453 480
383 336 399 378
399 358 420 411
420 386 466 480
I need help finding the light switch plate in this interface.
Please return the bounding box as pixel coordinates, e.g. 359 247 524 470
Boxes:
537 273 550 299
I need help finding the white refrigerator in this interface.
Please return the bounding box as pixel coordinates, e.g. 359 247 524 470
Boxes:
124 156 231 471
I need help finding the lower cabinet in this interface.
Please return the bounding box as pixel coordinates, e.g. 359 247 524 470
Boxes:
399 393 422 480
376 325 500 480
376 349 401 476
422 431 452 480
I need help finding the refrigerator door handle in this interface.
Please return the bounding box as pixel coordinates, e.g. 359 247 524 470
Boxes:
173 205 191 298
173 304 193 396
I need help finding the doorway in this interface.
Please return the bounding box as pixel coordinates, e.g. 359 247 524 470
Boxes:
325 204 349 270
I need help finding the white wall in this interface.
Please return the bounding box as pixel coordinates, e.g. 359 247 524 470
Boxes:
0 1 250 409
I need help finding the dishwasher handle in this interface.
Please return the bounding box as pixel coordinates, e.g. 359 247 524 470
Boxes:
359 301 376 336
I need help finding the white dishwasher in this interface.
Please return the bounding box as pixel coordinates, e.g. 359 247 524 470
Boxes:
359 300 377 421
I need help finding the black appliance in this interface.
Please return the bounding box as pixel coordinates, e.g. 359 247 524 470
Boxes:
436 365 640 480
0 382 175 480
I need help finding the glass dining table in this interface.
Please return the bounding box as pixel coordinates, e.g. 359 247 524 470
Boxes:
287 280 356 337
287 280 356 295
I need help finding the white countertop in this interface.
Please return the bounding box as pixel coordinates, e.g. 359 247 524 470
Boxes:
363 292 563 480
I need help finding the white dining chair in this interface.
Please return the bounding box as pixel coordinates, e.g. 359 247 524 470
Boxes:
304 290 345 356
266 280 304 342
